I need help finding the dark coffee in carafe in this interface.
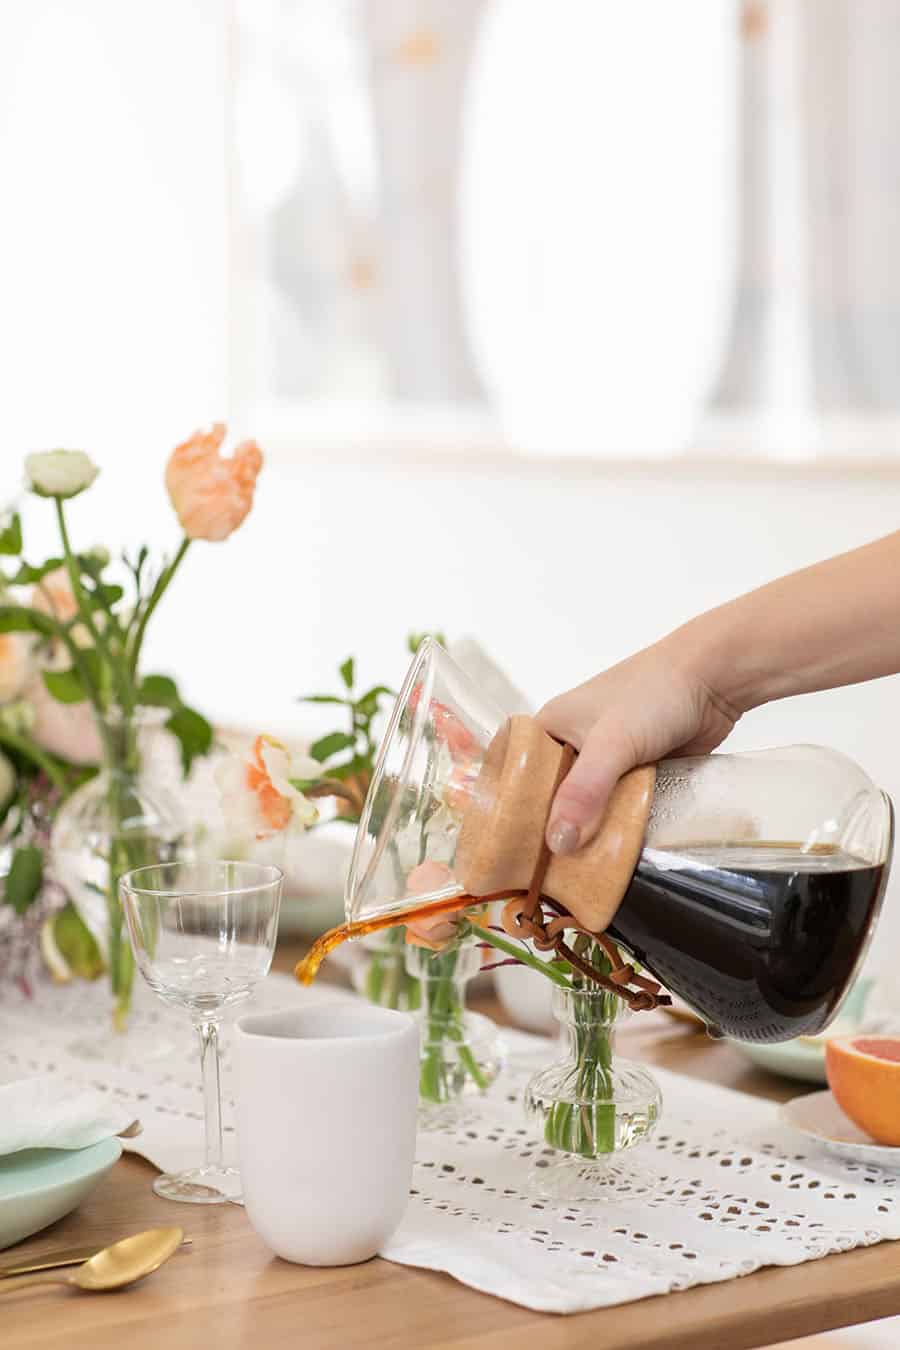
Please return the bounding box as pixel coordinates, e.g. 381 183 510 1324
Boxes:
608 844 888 1041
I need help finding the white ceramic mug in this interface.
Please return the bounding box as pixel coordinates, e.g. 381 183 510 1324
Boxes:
234 1002 419 1266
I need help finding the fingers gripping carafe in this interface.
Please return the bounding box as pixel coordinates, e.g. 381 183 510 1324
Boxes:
344 641 893 1042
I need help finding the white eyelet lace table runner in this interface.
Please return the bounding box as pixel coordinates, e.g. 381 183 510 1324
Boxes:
3 975 899 1314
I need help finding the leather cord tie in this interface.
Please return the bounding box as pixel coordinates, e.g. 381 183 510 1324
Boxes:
497 745 671 1013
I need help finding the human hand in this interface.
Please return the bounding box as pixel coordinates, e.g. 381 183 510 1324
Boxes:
538 635 740 855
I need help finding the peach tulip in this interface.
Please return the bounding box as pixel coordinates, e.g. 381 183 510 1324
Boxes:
165 423 263 542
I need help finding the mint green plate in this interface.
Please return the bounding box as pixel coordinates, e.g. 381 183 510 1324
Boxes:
730 977 874 1085
0 1138 122 1250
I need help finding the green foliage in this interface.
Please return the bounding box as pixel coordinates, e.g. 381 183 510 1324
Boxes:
408 630 447 655
297 630 446 822
3 845 43 914
297 660 402 819
137 674 179 707
138 674 212 773
41 666 88 704
0 605 57 638
0 512 23 555
51 902 105 979
298 662 397 783
4 557 64 585
165 704 214 774
41 650 102 706
309 731 356 762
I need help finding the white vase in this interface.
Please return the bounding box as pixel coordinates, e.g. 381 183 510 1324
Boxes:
493 961 556 1037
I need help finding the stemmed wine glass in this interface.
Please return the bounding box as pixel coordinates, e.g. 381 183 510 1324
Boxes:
119 860 283 1204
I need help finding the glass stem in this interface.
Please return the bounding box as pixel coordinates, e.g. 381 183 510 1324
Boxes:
195 1019 223 1172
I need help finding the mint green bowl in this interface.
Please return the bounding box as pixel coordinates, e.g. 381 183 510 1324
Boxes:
0 1138 122 1250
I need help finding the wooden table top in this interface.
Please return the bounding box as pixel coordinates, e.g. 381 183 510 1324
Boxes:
6 947 898 1350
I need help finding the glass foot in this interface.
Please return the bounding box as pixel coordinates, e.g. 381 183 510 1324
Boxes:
529 1151 661 1203
153 1166 242 1204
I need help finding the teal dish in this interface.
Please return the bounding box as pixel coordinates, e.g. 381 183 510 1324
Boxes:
730 976 874 1085
0 1138 122 1250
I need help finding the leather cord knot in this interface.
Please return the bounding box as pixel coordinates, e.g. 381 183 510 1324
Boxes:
494 744 671 1013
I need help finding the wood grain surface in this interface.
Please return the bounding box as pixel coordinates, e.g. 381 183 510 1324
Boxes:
4 943 896 1350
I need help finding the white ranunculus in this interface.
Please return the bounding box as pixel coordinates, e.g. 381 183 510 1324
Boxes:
25 449 100 500
0 748 15 810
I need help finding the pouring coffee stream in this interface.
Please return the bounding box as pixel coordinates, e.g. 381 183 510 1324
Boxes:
297 640 894 1043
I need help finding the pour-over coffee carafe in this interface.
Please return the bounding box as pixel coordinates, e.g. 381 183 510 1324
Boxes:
346 640 893 1043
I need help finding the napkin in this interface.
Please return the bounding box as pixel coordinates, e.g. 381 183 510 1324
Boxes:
0 1074 135 1156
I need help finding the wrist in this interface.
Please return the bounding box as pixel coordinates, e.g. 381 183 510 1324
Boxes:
665 605 767 719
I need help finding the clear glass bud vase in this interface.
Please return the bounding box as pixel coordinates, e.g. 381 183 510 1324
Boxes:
524 985 662 1200
351 927 421 1011
405 943 504 1118
50 706 184 1042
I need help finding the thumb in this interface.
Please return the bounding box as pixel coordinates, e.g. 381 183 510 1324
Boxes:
546 725 638 855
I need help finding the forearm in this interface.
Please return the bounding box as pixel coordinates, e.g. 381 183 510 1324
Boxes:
674 532 900 715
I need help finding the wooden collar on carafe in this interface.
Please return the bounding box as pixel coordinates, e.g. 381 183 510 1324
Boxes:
458 716 670 1012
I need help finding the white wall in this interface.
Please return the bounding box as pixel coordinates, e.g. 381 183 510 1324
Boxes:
16 453 900 965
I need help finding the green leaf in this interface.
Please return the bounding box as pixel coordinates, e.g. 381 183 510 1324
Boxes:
0 605 57 638
354 684 394 718
339 656 355 690
309 731 356 763
297 693 348 706
0 513 23 556
138 674 180 709
165 704 213 774
41 649 101 705
42 666 87 704
84 582 124 610
408 630 446 654
4 845 43 914
51 902 105 979
5 557 64 586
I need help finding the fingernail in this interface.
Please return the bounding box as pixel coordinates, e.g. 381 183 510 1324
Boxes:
547 819 580 856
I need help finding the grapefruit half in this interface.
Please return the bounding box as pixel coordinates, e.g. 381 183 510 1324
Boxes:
825 1035 900 1146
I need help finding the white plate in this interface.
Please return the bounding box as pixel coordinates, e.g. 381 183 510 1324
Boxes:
0 1138 122 1250
780 1089 900 1171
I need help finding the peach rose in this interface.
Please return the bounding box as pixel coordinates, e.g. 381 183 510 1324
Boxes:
31 566 79 623
0 633 32 703
407 685 478 760
165 423 263 542
404 860 468 951
27 675 102 765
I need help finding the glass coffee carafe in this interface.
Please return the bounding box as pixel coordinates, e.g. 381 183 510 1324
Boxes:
344 640 893 1043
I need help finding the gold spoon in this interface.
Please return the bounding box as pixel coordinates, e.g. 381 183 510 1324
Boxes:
0 1227 184 1296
